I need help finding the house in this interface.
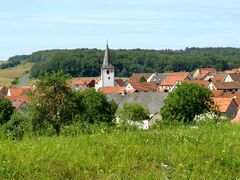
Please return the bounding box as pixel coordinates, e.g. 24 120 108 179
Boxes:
211 90 224 97
221 92 240 106
193 68 217 79
0 87 7 97
212 97 238 118
5 95 29 111
206 71 226 82
7 87 31 97
208 82 240 92
223 74 240 82
128 73 153 83
184 80 210 88
72 79 95 90
126 82 158 93
225 68 239 74
159 74 191 92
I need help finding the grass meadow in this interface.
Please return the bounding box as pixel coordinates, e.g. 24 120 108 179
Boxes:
0 122 240 179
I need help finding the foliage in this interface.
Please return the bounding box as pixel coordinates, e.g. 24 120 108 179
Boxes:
139 76 147 82
28 72 74 135
3 47 239 78
117 102 149 122
11 77 19 85
3 112 29 140
0 123 240 179
74 89 118 124
161 83 214 123
0 98 15 125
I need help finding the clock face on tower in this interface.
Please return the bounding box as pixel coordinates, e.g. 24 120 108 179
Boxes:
110 69 113 73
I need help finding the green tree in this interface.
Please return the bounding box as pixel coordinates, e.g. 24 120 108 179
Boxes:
116 102 149 122
139 76 147 82
75 89 118 124
29 72 74 135
161 83 214 123
0 98 15 124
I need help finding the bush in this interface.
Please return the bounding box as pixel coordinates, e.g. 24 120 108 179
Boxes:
75 89 118 124
161 83 214 123
0 98 15 125
3 112 29 140
116 102 149 122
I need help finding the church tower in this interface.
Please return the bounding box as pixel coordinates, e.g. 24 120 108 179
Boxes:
100 41 115 87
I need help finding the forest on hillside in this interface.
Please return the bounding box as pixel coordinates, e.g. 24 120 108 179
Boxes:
2 47 240 77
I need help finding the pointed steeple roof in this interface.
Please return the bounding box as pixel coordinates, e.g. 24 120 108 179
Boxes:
102 41 114 69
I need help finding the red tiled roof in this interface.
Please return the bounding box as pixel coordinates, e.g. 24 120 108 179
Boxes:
194 68 217 79
221 92 240 106
128 73 153 82
160 75 188 86
212 97 236 113
128 82 158 92
184 80 210 87
115 79 126 87
164 72 191 77
212 82 240 90
211 90 224 97
99 87 126 94
8 88 30 96
5 95 29 109
225 69 239 74
74 79 94 85
228 74 240 82
199 68 217 74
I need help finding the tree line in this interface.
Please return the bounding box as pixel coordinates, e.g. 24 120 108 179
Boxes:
3 47 240 77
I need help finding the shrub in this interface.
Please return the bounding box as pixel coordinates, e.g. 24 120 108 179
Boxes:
0 98 15 125
116 102 149 122
3 112 29 140
75 89 118 124
161 83 214 123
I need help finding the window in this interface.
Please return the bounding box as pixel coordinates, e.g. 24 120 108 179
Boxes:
107 70 110 74
108 77 110 79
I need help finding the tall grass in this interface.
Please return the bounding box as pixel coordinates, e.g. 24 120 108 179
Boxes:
0 122 240 179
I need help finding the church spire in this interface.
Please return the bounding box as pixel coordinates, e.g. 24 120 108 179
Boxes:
102 41 114 69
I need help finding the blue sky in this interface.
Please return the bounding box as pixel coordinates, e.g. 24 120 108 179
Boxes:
0 0 240 60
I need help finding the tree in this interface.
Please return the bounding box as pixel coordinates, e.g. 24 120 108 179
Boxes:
139 76 147 82
0 98 15 124
29 72 74 135
75 89 117 124
161 83 214 123
116 102 149 122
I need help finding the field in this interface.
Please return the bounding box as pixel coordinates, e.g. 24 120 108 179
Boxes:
0 63 32 86
0 122 240 179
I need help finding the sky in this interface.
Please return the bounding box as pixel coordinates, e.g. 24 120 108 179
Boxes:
0 0 240 60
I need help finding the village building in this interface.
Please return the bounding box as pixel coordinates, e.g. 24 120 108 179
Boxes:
96 42 126 89
5 95 29 111
223 73 240 82
212 97 238 118
0 87 8 97
208 82 240 92
159 73 191 92
126 82 158 93
128 73 153 83
193 68 217 80
71 79 96 90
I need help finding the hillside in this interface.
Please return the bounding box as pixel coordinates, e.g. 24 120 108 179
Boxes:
3 47 240 78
